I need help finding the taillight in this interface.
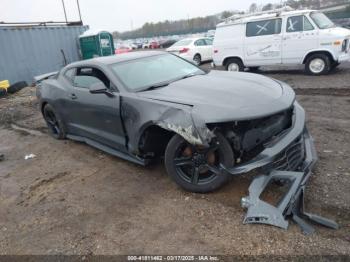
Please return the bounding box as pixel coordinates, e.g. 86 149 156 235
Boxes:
179 48 189 54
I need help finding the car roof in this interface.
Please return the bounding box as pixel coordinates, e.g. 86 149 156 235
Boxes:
217 9 317 27
67 51 166 68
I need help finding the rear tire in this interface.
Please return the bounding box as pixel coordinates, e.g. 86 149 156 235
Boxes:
305 54 331 75
0 89 6 97
164 132 234 193
249 66 260 72
225 58 244 72
43 104 66 140
7 81 27 94
193 54 202 66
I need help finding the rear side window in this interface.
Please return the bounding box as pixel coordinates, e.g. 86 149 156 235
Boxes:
194 39 206 46
204 38 213 45
287 15 314 32
246 18 282 37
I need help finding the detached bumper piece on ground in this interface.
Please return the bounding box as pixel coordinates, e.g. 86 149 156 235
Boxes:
221 104 339 234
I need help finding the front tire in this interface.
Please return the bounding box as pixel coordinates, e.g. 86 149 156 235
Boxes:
164 133 234 193
305 54 331 75
43 104 66 139
331 61 340 71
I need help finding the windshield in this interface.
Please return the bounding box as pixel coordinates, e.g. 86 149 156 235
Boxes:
310 12 335 29
172 39 193 46
110 53 204 92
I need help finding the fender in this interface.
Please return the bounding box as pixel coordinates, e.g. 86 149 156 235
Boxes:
302 48 337 64
120 95 215 154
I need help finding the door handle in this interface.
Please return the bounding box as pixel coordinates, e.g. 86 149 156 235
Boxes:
70 93 77 100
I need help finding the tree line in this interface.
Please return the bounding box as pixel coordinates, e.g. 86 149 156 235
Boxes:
113 15 222 40
113 0 350 40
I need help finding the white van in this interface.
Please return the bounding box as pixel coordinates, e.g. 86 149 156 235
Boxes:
212 8 350 75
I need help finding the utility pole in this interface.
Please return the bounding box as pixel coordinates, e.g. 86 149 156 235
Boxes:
77 0 83 23
61 0 68 23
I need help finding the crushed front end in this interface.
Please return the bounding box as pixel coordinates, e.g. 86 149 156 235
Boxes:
215 102 338 234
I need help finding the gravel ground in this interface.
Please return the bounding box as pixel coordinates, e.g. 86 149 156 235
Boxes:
0 64 349 255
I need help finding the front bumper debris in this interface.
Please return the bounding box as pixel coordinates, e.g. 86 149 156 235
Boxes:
220 102 306 175
240 129 339 234
219 102 338 233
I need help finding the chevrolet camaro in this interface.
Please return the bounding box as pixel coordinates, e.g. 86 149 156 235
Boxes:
37 51 342 232
36 51 313 194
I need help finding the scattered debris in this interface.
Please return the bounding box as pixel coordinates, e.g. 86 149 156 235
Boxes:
241 133 339 234
24 154 36 160
7 81 28 94
323 150 333 153
11 124 44 136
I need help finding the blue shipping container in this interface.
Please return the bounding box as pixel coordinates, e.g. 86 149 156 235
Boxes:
0 25 89 84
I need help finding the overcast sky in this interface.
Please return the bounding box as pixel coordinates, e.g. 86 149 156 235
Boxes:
2 0 274 32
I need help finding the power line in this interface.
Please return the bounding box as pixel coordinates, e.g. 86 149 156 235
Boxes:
61 0 68 23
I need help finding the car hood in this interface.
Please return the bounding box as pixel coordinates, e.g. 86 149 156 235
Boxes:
138 71 295 123
321 26 350 37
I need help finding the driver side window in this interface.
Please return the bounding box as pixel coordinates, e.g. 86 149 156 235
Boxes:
73 67 111 89
286 15 314 33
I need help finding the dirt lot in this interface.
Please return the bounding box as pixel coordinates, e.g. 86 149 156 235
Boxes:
0 64 350 255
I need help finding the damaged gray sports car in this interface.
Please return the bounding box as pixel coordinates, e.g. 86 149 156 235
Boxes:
36 51 338 233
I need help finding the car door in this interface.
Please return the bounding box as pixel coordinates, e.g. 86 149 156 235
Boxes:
63 66 126 152
194 39 208 60
282 15 318 64
204 38 214 61
244 18 283 66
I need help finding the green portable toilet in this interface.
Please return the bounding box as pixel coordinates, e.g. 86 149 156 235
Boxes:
79 30 115 59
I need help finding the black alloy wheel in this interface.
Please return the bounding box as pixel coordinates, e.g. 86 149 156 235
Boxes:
43 104 65 139
165 132 234 193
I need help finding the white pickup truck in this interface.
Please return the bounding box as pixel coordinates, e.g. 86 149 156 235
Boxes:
212 8 350 75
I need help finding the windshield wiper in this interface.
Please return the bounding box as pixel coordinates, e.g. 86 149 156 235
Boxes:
181 72 205 80
139 72 205 92
140 82 170 92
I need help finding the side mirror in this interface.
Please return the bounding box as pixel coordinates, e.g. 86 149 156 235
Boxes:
89 82 114 97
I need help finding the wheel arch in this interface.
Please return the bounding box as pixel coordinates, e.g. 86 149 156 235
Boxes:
302 50 336 64
136 118 213 158
40 101 49 115
137 123 176 157
223 56 244 67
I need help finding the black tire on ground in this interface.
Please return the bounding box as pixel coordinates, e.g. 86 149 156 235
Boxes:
225 58 244 72
164 132 234 193
249 66 260 72
0 88 7 97
43 104 66 139
305 53 331 76
7 81 28 94
331 62 340 70
193 54 201 66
